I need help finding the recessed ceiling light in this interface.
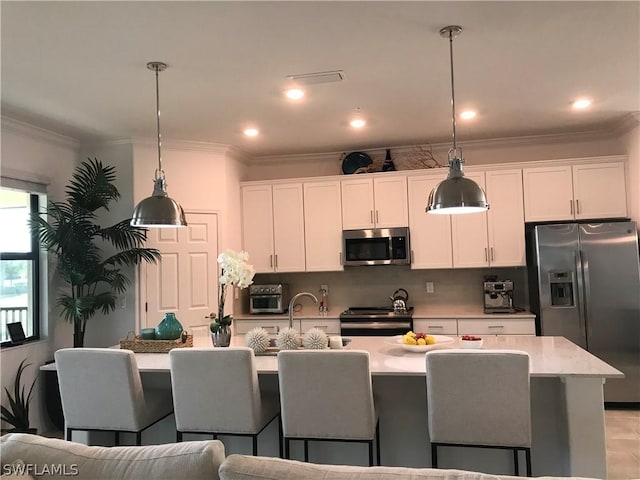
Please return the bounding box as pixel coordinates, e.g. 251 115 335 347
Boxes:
285 88 304 100
572 99 592 110
350 118 366 129
244 128 259 137
460 110 477 120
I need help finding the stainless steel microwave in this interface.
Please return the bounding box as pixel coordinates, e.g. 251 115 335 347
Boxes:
342 227 411 266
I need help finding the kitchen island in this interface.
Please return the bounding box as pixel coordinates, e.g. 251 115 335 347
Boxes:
42 335 621 478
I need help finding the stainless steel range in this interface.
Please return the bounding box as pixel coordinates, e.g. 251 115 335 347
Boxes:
339 307 414 336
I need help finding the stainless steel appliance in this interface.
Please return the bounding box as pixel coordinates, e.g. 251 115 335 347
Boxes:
249 284 289 314
483 281 515 313
340 307 413 336
342 227 410 266
389 288 409 314
528 221 640 403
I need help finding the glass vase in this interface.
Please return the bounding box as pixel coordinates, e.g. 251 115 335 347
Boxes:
155 312 183 340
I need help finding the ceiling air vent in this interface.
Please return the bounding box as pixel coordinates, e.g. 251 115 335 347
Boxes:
287 70 344 85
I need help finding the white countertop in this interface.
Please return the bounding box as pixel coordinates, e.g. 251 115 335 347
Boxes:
42 335 622 379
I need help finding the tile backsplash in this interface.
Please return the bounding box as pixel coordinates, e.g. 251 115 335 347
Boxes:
235 266 528 314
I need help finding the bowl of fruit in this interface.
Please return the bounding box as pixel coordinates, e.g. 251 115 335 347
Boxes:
460 335 484 349
385 331 455 352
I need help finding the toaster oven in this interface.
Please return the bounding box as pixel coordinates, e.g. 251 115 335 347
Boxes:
249 284 289 314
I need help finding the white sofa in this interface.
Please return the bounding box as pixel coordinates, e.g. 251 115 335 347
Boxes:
1 434 597 480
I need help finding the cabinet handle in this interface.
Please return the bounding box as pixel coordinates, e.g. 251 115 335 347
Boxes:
275 254 278 268
484 248 488 261
488 325 505 329
270 254 273 268
490 247 494 261
339 252 343 265
261 326 279 334
576 199 580 214
314 325 328 330
428 325 443 329
375 210 379 224
570 200 574 215
370 210 374 223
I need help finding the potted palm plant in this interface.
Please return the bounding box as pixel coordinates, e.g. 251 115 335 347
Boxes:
30 158 161 347
1 359 37 434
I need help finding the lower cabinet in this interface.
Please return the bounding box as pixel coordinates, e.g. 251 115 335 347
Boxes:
234 318 340 336
413 319 458 335
300 318 340 335
457 318 535 335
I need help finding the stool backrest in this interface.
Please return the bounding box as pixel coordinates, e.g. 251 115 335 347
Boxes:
169 347 262 432
277 350 375 440
425 349 531 447
54 348 145 431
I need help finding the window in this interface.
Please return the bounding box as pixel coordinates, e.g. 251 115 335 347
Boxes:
0 188 40 346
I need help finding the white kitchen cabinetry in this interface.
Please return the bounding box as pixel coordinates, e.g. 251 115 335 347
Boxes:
407 173 453 269
341 176 408 229
523 162 627 222
457 318 535 336
451 170 525 268
241 183 306 273
413 319 458 335
300 318 340 335
234 318 293 335
304 180 344 271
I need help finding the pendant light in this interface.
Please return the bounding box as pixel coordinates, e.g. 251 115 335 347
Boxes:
426 26 489 215
131 62 187 228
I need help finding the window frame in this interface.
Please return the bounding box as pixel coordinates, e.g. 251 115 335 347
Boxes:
0 193 40 347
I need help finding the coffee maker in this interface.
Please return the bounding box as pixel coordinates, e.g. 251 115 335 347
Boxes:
483 278 515 313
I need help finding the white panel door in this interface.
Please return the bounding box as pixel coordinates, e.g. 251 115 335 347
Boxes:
341 177 375 229
242 185 274 273
407 174 453 269
522 165 574 222
272 183 306 272
304 181 344 271
572 162 627 220
143 212 219 332
451 172 490 268
374 176 408 228
486 169 526 266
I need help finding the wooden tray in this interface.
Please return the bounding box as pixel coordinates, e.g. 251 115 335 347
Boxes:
120 334 193 353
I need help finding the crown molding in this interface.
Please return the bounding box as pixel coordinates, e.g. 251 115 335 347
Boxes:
1 115 80 150
611 112 640 135
83 136 235 156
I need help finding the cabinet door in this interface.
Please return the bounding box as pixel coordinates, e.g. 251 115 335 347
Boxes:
234 319 293 335
457 318 535 335
374 176 408 228
523 166 574 222
573 162 627 220
241 185 274 273
304 181 344 271
486 169 526 267
341 177 375 229
300 318 340 335
451 172 490 268
413 319 458 335
272 183 306 272
408 174 453 269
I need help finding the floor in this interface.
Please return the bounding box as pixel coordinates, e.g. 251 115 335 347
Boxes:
606 408 640 480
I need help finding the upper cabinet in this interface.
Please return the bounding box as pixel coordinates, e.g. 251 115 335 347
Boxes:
241 184 306 273
341 175 408 229
408 172 453 269
303 180 344 272
523 162 627 222
451 169 525 268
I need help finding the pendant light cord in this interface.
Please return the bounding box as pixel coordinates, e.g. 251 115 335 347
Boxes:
154 65 164 181
448 29 457 152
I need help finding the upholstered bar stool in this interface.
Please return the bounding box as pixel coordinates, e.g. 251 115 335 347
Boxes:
425 349 532 476
55 348 174 445
277 350 380 466
169 347 281 456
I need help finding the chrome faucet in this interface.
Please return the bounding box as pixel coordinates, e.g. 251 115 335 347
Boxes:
288 292 319 329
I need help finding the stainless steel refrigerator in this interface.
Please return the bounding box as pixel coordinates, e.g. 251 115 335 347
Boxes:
528 221 640 403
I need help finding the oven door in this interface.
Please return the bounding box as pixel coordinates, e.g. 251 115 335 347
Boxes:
340 320 412 336
250 294 284 314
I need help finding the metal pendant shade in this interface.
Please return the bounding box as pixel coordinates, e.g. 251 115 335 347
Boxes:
131 62 187 228
426 26 489 215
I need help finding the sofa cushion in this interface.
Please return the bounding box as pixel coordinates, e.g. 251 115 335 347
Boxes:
219 454 506 480
0 433 225 480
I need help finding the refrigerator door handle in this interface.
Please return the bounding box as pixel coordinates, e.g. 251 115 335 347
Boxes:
581 249 591 338
575 251 587 340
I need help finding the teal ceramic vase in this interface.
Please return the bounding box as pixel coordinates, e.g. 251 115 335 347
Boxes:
155 312 183 340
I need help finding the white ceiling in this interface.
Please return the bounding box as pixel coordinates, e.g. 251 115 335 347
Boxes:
2 1 639 157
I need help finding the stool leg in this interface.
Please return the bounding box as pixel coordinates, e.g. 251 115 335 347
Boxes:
375 421 381 466
368 440 374 466
304 440 309 462
176 431 183 442
278 417 283 458
513 449 519 476
252 434 258 456
525 448 532 476
114 431 120 446
66 428 72 442
284 438 290 460
135 431 142 446
431 443 438 468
